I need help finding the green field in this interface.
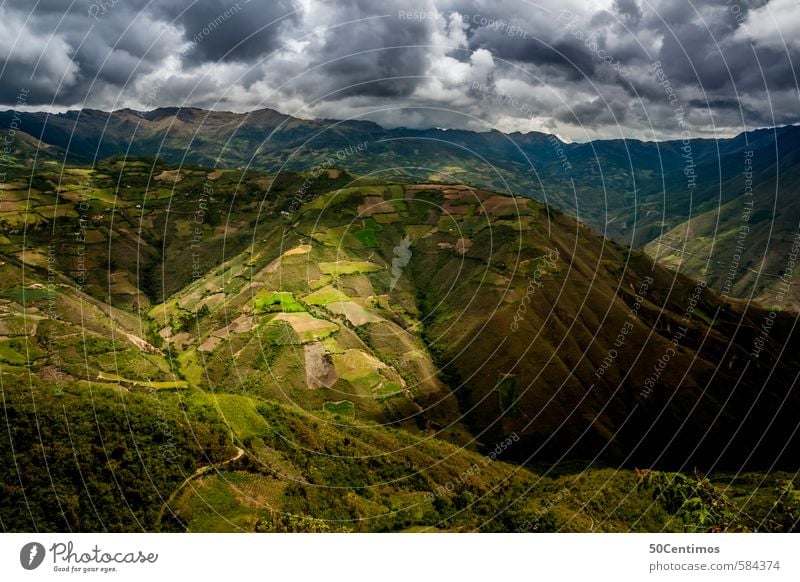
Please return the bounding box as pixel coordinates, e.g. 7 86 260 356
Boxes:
323 399 355 417
254 291 306 313
318 261 382 276
353 218 382 248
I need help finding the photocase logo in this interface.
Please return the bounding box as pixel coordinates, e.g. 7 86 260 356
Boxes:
20 542 46 570
389 235 412 290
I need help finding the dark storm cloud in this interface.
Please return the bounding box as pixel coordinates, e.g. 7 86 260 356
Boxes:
0 0 296 106
0 0 797 139
632 0 800 130
614 0 643 24
0 0 179 105
555 96 629 126
283 0 436 100
150 0 298 63
314 27 430 98
469 31 598 81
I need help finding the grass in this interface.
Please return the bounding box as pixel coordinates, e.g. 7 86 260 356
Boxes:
204 393 270 441
309 275 334 290
254 291 306 313
351 372 383 393
180 474 258 532
269 312 339 343
0 287 52 303
387 185 405 198
333 350 381 381
309 226 353 248
178 350 205 386
86 188 119 204
375 382 404 399
2 164 796 533
318 261 382 276
303 285 350 305
0 316 33 336
0 339 42 365
373 213 402 224
692 307 714 326
93 350 172 381
324 301 381 326
95 372 189 390
141 381 189 390
353 218 382 248
153 188 177 199
306 186 374 210
323 400 356 418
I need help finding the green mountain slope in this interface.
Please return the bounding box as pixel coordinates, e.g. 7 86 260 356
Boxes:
1 160 798 532
3 107 798 251
4 107 800 313
645 151 800 308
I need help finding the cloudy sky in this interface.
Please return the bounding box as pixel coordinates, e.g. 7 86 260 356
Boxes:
1 0 798 141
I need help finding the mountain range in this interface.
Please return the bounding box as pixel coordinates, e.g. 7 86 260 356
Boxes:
2 107 799 307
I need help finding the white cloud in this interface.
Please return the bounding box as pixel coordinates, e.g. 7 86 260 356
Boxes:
736 0 800 50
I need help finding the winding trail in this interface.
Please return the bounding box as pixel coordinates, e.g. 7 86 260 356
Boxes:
155 441 245 531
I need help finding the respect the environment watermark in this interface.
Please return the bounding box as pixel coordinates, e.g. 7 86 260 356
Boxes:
721 151 755 296
640 280 707 399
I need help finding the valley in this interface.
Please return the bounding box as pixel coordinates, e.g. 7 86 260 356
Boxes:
1 157 797 532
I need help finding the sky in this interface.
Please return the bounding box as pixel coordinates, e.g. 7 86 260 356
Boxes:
0 0 798 141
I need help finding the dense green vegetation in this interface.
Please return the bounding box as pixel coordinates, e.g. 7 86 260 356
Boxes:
3 374 795 532
0 378 233 531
